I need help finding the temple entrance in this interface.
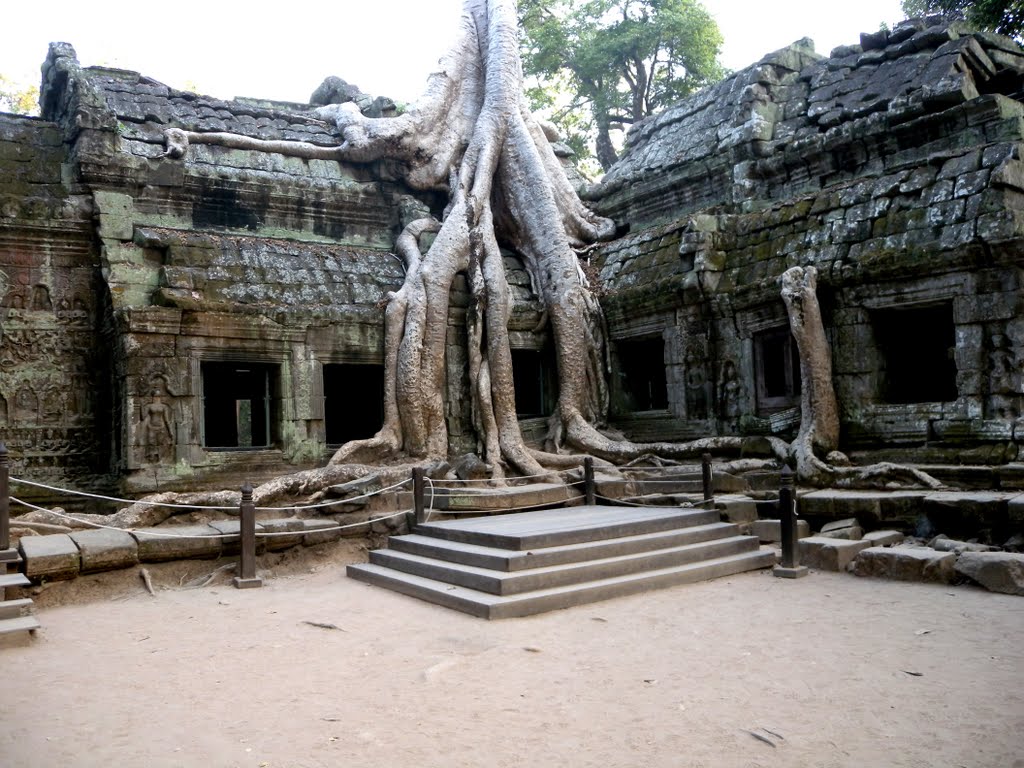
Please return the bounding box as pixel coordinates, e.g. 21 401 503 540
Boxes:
202 362 279 449
323 364 385 445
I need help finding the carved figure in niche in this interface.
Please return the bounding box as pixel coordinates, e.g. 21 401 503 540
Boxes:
31 284 52 311
41 381 66 424
15 384 38 424
718 359 742 430
684 351 708 420
137 377 175 464
988 334 1022 418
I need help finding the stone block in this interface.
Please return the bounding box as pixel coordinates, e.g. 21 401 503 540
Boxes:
923 491 1010 538
302 519 343 545
850 546 957 583
716 495 758 524
752 518 811 543
132 525 224 562
820 518 863 540
799 536 871 571
259 519 306 551
19 534 81 581
863 530 905 547
1009 494 1024 525
207 519 266 554
69 528 139 573
955 552 1024 595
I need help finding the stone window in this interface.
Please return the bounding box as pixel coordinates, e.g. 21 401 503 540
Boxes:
201 362 280 449
511 347 557 418
323 364 385 445
617 336 669 411
754 327 801 413
872 303 957 404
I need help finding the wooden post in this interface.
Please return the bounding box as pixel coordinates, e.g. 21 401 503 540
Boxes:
701 452 713 503
583 457 596 506
413 467 426 527
0 443 11 558
773 465 808 579
0 444 11 565
233 482 263 589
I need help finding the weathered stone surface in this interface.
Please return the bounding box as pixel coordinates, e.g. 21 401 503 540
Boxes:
923 492 1012 538
752 518 811 543
259 519 306 551
302 519 343 545
19 534 81 580
928 534 997 553
716 495 758 525
132 525 224 562
850 546 957 583
820 518 864 540
955 551 1024 595
69 528 139 573
799 536 871 571
862 530 904 547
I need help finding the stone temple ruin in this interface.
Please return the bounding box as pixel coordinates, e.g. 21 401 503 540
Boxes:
1 19 1022 514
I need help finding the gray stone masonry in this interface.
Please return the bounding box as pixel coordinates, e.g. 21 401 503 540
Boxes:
131 525 225 562
18 534 81 581
863 530 905 546
752 518 811 543
954 551 1024 595
799 536 871 571
69 529 139 573
851 545 957 582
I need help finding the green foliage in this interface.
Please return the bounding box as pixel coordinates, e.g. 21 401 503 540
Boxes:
520 0 724 172
900 0 1023 40
0 75 40 116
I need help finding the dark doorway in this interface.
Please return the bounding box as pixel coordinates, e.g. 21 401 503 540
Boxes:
202 362 279 449
511 347 558 418
873 303 957 403
323 364 385 445
754 327 801 413
617 336 669 411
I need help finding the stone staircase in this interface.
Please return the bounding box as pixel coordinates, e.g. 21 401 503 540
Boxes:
0 550 40 639
347 505 776 619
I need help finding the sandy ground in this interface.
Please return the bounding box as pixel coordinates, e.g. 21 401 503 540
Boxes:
1 542 1022 768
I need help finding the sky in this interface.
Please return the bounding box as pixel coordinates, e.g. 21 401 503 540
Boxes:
3 0 908 105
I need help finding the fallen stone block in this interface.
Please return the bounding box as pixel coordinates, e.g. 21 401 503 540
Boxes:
752 518 811 543
928 534 997 554
799 489 924 527
851 546 956 583
259 519 306 551
69 528 139 573
863 530 904 547
716 495 758 525
302 519 343 545
820 517 863 540
954 552 1024 596
799 536 871 571
132 525 224 562
19 534 81 581
923 491 1010 538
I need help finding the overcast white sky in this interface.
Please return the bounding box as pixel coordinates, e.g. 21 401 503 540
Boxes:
3 0 907 105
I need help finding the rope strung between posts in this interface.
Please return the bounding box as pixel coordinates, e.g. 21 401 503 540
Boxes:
10 496 410 538
8 475 412 512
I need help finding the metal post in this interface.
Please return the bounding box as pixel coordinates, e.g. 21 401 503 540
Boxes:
233 482 263 589
583 457 596 506
0 443 9 553
773 465 808 579
701 452 713 503
413 467 426 527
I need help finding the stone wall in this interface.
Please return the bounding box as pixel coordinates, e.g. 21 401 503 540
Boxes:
0 113 109 495
589 18 1024 460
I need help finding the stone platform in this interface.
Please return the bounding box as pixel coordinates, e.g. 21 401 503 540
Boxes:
347 505 777 619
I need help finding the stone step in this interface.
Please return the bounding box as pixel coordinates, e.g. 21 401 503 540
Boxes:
370 534 760 595
0 614 41 636
0 598 35 620
0 573 30 590
348 548 777 619
400 482 584 513
389 521 739 571
414 505 720 550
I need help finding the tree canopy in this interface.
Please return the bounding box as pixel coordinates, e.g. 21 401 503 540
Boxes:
520 0 724 172
0 76 39 116
901 0 1024 40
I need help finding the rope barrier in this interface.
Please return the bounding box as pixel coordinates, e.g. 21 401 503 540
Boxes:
9 475 411 513
10 496 410 538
